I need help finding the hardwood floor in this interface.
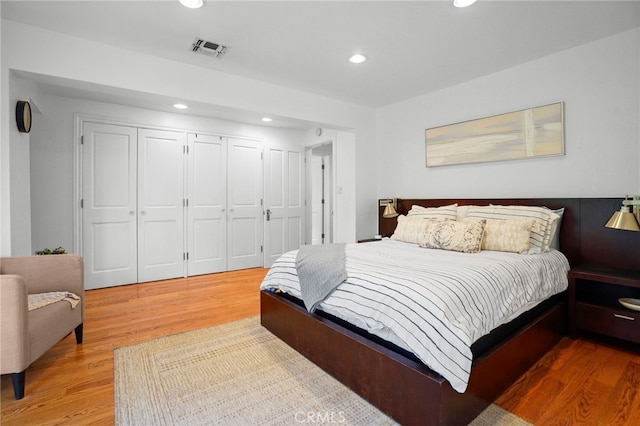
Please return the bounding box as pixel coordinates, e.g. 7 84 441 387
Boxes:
0 268 268 426
496 336 640 425
2 268 639 425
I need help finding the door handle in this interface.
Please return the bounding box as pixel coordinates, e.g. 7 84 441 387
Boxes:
614 313 635 321
266 209 271 221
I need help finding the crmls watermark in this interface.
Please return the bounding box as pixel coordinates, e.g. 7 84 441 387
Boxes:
294 411 346 423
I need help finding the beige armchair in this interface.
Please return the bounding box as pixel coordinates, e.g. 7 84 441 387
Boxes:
0 254 84 399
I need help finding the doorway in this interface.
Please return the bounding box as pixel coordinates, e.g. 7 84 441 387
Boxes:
307 143 333 245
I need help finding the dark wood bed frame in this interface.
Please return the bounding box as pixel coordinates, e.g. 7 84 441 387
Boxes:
261 198 640 425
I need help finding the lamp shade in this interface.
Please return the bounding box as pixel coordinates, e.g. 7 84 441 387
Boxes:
383 203 398 219
605 207 640 232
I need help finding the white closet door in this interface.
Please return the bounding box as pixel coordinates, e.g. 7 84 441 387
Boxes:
82 122 138 289
227 138 263 270
137 128 186 282
264 143 305 267
187 133 227 275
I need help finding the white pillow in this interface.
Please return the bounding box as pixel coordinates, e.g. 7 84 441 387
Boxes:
466 205 560 254
407 203 458 220
455 205 476 221
548 208 564 250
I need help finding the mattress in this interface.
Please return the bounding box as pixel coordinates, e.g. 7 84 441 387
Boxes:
260 239 570 392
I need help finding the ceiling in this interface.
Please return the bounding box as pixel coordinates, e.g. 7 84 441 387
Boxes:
2 1 639 125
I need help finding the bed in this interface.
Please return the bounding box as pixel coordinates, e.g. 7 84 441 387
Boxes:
260 198 638 425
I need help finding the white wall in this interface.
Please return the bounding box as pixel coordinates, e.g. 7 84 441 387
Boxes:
1 19 377 254
0 17 8 256
376 28 640 200
334 131 357 241
8 77 38 255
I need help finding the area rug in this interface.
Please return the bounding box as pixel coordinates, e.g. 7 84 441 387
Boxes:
114 316 531 425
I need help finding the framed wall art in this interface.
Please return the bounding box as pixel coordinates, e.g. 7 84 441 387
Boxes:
425 102 564 167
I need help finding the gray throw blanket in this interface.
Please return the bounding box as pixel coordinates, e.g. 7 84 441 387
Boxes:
295 243 347 313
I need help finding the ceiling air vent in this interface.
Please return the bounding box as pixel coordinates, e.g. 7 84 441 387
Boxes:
191 38 227 58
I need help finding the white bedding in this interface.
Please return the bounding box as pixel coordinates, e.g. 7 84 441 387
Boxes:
260 239 570 393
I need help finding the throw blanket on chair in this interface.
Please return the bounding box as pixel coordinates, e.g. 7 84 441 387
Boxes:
296 243 347 313
28 292 81 311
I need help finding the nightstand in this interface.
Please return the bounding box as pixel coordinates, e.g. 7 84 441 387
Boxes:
568 265 640 344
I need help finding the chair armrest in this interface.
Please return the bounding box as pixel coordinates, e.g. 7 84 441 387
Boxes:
0 255 85 320
0 255 84 295
0 275 29 373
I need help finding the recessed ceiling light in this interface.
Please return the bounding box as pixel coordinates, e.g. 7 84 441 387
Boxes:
453 0 477 7
172 103 188 110
179 0 204 8
348 53 367 64
261 117 273 122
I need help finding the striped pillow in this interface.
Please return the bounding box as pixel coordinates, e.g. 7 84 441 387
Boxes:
465 205 560 254
407 203 458 220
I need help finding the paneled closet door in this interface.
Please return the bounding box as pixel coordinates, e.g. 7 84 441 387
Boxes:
227 138 264 271
187 133 228 275
263 143 305 267
137 128 186 283
82 122 138 289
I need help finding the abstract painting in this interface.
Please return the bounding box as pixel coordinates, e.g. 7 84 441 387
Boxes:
425 102 564 167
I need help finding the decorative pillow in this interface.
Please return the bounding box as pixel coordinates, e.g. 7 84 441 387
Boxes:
419 219 486 254
470 218 537 253
391 215 442 244
467 205 560 254
407 203 458 220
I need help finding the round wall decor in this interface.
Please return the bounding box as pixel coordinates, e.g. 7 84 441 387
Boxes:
16 100 32 133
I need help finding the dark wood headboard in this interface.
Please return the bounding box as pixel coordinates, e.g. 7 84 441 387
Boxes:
378 198 640 271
